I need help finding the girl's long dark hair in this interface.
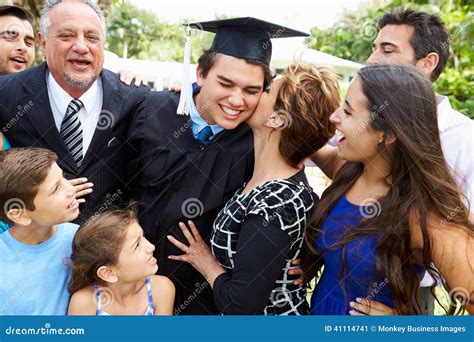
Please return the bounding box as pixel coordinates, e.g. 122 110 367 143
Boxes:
302 64 473 315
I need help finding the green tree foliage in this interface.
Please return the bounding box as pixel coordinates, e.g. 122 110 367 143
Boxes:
305 0 473 117
105 0 214 63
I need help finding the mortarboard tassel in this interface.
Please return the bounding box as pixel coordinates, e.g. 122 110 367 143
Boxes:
176 26 193 116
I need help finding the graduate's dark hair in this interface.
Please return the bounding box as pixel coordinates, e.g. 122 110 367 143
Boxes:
276 63 340 167
378 7 450 81
198 49 274 90
0 148 57 225
68 206 137 294
302 64 473 315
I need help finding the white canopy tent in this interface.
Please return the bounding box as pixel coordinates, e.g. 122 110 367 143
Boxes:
271 47 363 84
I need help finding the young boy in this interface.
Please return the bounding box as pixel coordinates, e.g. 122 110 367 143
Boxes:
0 147 79 315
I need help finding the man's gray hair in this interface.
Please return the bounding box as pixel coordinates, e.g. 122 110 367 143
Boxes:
40 0 106 39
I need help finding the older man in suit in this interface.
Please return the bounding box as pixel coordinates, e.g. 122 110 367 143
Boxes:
0 0 149 221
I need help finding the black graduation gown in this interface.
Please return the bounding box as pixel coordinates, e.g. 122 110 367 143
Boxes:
129 90 254 314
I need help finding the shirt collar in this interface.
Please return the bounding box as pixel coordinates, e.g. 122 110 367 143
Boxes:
189 96 224 137
47 71 101 116
436 95 451 132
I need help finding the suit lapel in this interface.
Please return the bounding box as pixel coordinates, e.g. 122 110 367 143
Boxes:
21 63 77 171
79 70 123 172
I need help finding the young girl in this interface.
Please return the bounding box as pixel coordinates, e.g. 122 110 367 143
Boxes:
303 64 473 315
67 208 175 315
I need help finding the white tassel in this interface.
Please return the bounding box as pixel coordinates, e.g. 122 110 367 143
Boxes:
176 26 193 116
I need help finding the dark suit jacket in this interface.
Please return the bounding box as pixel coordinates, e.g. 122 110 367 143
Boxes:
0 62 150 222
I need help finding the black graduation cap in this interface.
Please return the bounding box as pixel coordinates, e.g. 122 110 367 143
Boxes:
188 17 309 65
177 17 309 115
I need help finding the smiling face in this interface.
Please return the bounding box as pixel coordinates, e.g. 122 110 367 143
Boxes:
111 221 158 282
195 53 265 130
0 15 35 75
39 2 104 98
329 77 383 162
27 162 79 226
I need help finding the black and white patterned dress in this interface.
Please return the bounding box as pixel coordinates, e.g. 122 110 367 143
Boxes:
211 169 314 315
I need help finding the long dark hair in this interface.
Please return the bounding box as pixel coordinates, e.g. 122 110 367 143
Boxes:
302 64 473 315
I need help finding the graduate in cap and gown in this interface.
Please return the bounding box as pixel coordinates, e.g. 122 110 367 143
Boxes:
129 17 308 314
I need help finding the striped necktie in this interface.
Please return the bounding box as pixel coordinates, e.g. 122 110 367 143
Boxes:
60 99 84 167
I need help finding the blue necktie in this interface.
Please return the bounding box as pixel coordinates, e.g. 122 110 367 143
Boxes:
196 126 213 145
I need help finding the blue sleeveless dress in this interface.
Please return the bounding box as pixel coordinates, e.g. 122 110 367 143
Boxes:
92 276 155 315
310 195 394 315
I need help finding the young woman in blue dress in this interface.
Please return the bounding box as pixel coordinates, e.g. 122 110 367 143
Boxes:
303 64 473 315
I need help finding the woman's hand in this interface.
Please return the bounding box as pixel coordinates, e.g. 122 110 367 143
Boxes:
167 220 225 287
349 298 397 315
288 258 305 285
68 178 93 203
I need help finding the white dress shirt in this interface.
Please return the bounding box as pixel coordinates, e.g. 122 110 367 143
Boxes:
420 96 473 287
436 95 474 214
47 72 103 156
